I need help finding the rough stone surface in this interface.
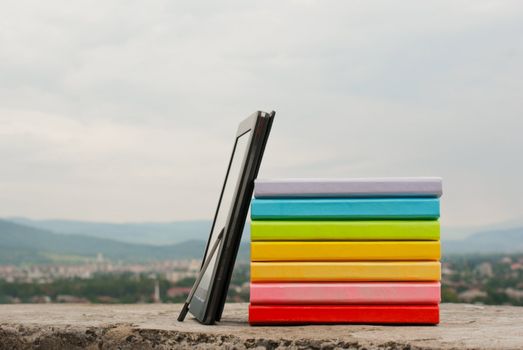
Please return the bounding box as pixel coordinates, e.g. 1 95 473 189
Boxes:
0 303 522 349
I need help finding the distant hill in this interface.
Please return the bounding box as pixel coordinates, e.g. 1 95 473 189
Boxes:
0 219 249 264
8 217 251 245
443 226 523 254
8 218 211 245
443 218 523 241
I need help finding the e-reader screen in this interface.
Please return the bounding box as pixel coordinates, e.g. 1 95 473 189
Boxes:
194 130 251 303
180 111 274 324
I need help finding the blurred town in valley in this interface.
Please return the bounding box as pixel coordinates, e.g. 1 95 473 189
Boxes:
1 218 522 306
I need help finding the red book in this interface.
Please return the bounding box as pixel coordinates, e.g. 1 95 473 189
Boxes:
249 304 439 325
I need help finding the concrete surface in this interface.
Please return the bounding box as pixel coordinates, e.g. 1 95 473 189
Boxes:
0 303 522 349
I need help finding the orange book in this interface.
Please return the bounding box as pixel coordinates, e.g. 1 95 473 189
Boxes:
251 261 441 282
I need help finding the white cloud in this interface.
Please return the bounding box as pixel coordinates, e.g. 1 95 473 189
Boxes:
0 1 522 229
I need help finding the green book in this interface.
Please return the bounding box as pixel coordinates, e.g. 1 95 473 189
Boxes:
250 220 440 241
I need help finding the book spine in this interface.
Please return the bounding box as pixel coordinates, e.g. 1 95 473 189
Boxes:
251 198 440 220
250 220 440 241
251 241 441 261
254 178 443 198
250 261 441 282
250 282 442 304
249 304 440 325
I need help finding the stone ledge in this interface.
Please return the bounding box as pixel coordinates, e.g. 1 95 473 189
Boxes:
0 303 521 349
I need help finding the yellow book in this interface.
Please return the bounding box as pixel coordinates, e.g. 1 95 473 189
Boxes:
251 241 440 261
251 261 441 282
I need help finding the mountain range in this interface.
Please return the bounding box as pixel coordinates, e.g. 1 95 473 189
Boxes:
0 219 249 264
8 217 251 245
8 218 212 245
443 226 523 254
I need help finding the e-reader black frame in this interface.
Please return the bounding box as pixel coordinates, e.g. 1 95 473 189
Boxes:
188 110 275 324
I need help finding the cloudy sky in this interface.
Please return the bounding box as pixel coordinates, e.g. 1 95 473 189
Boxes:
1 1 522 231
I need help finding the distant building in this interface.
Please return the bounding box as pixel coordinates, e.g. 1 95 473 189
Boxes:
97 296 118 303
505 288 523 300
96 253 104 263
166 287 191 298
476 262 493 277
441 266 455 276
56 295 89 303
458 289 487 302
153 279 161 303
30 296 51 304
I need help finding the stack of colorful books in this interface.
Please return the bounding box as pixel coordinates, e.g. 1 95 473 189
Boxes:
248 178 442 325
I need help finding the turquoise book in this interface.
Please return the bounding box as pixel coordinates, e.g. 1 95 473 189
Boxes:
250 198 440 220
